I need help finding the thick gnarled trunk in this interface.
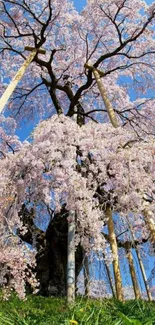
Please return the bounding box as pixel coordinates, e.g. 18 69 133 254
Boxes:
19 205 83 297
36 210 83 296
37 225 67 296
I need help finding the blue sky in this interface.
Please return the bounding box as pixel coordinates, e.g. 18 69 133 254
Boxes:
74 0 86 11
73 0 153 11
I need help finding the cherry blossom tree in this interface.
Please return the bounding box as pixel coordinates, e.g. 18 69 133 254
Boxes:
0 0 155 299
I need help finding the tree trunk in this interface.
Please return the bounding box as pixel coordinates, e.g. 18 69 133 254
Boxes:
126 245 141 299
126 217 152 301
67 211 75 304
84 63 119 128
83 253 91 297
103 253 116 298
19 205 83 297
0 48 43 113
106 205 124 301
134 246 152 301
37 209 68 296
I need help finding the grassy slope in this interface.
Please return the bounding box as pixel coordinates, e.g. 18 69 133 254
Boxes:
0 295 155 325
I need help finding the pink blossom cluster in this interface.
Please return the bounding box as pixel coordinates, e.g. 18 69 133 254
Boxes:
0 116 22 158
0 114 155 297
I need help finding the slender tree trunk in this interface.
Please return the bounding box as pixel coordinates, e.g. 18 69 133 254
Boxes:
83 254 90 297
103 254 116 298
0 48 45 113
126 245 141 299
106 205 124 301
67 211 75 304
126 217 152 301
135 246 152 301
105 263 116 299
84 63 119 128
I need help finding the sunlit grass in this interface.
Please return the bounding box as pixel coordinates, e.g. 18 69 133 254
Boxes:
0 294 155 324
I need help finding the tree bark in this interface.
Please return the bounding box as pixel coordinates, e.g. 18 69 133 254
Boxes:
19 205 83 297
37 208 68 296
106 205 124 301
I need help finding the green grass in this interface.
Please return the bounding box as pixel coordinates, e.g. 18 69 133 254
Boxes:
0 295 155 325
